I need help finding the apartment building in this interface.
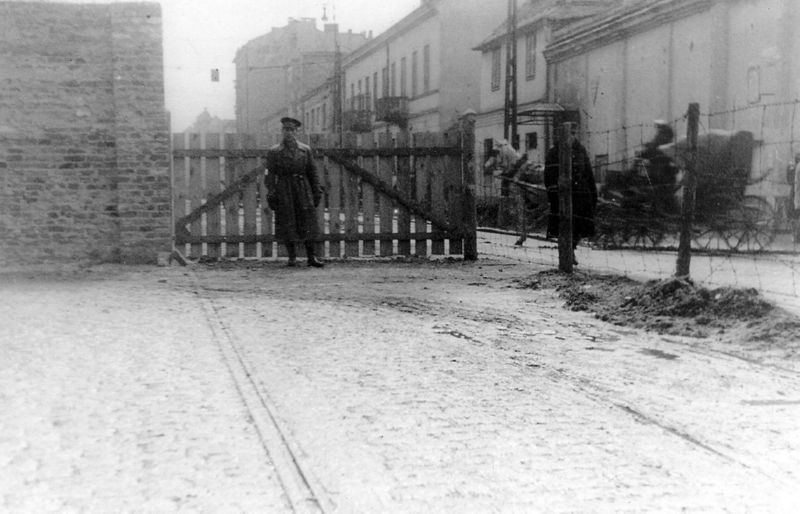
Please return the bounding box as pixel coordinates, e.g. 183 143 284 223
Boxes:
473 0 617 178
333 0 506 139
545 0 800 212
233 18 367 138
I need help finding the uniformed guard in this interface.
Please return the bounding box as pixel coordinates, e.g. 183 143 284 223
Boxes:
264 117 325 267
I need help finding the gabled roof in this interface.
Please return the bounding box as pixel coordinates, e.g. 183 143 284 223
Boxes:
473 0 619 51
544 0 710 62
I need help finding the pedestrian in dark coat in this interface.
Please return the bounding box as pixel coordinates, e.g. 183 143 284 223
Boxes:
265 117 325 267
544 128 598 256
637 120 679 213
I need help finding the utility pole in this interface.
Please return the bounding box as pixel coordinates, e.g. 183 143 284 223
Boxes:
503 0 518 149
324 3 343 145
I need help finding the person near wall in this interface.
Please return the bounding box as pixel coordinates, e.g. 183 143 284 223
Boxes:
513 161 544 246
264 117 325 267
637 120 679 213
484 138 524 197
544 124 598 263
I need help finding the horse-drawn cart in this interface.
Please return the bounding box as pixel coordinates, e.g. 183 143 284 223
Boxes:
593 130 776 251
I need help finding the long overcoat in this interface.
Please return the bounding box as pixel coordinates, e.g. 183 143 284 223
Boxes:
544 140 598 240
264 141 322 244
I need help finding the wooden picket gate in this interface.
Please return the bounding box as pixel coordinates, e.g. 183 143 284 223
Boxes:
171 131 477 261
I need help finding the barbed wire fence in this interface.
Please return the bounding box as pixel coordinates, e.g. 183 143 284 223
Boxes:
477 101 800 307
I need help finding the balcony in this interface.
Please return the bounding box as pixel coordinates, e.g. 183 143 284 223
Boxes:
375 96 409 127
342 109 373 133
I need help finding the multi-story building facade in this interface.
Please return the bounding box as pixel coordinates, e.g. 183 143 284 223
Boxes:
332 0 506 139
233 18 368 139
545 0 800 214
473 0 618 191
301 79 334 137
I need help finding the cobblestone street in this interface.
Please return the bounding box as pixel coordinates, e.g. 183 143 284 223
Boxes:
1 259 799 512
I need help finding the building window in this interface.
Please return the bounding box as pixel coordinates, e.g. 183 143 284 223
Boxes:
423 44 431 93
525 132 537 150
382 67 389 97
391 61 396 96
491 47 501 91
350 83 355 108
525 32 536 81
412 51 418 97
322 104 327 131
400 57 407 97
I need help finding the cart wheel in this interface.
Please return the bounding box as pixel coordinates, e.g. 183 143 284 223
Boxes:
594 220 622 249
691 226 717 250
593 203 620 249
628 223 664 248
723 196 776 251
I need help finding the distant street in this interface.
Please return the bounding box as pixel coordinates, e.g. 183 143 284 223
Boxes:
1 258 799 512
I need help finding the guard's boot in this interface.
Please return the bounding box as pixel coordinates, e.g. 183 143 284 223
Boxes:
305 243 324 268
286 243 297 267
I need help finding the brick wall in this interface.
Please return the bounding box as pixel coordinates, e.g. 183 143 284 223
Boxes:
0 2 170 266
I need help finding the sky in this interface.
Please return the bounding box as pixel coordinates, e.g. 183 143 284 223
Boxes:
34 0 421 131
160 0 422 131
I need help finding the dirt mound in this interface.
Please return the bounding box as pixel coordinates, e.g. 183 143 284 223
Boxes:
518 270 800 344
622 278 773 320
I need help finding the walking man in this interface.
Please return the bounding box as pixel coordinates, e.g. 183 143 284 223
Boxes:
265 117 325 267
544 123 598 264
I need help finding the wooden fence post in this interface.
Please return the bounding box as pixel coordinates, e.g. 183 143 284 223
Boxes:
462 131 478 260
676 103 699 278
558 122 574 273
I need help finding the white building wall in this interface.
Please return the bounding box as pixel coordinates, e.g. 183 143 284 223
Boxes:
670 11 712 135
517 27 550 104
479 46 503 114
624 25 672 148
550 0 800 211
584 40 626 169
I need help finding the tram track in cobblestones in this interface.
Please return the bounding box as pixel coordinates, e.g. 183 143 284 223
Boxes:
190 274 331 514
366 298 798 486
443 323 794 486
187 264 799 504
